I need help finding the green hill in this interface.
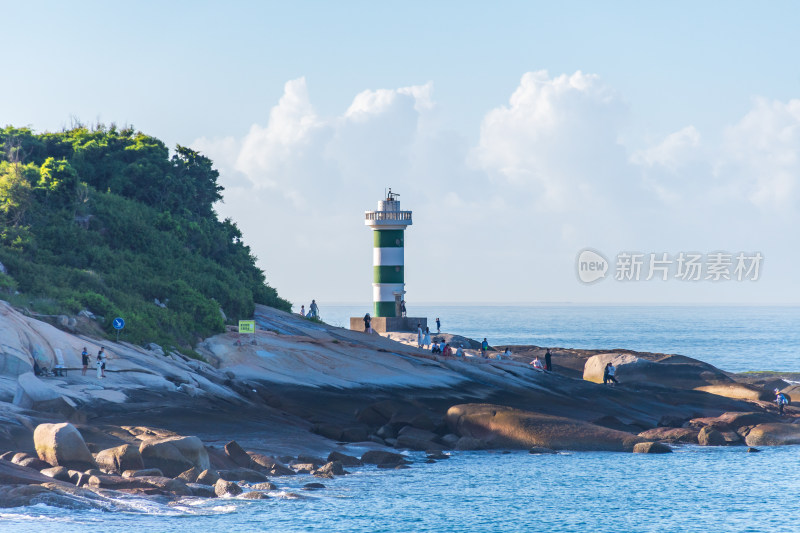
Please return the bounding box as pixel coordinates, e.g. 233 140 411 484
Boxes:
0 124 290 352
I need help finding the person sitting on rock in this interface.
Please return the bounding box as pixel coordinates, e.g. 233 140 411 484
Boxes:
604 362 618 384
443 343 452 357
503 348 512 359
455 346 464 358
775 388 789 416
530 356 544 371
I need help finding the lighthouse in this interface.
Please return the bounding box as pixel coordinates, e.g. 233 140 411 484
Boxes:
350 189 426 334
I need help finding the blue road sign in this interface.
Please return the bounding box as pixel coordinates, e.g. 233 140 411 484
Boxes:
113 317 125 330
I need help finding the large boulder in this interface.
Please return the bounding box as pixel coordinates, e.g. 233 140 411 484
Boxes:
138 436 210 477
214 478 243 497
446 404 643 451
34 423 97 471
694 384 773 401
327 451 362 466
697 426 728 446
95 444 144 474
360 450 408 466
223 440 252 468
40 466 72 482
632 441 672 454
744 424 800 446
637 427 699 444
583 353 731 389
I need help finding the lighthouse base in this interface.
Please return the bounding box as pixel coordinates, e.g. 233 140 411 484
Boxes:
349 316 427 334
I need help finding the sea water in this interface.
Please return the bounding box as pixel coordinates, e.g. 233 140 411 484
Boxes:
3 305 799 531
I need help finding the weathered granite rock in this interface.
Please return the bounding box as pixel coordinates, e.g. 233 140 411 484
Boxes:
34 423 97 471
303 482 325 490
291 463 316 474
447 404 643 451
87 474 156 490
296 454 325 466
313 461 344 478
250 481 277 490
327 451 362 466
744 423 800 446
583 353 731 389
637 427 699 444
122 468 164 478
214 478 243 497
697 426 727 446
177 466 201 483
40 466 71 482
67 469 90 486
96 444 144 474
224 441 252 468
455 436 485 450
632 442 672 454
14 373 77 418
138 436 210 477
195 469 220 485
249 453 296 476
15 456 52 470
440 434 461 448
0 459 56 485
0 484 107 510
694 384 773 401
360 450 408 466
689 412 781 432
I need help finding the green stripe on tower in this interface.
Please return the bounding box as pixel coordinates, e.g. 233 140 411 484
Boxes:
374 230 404 248
374 265 404 284
374 301 396 317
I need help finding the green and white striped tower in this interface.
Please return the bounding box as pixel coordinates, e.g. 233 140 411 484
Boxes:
365 189 412 317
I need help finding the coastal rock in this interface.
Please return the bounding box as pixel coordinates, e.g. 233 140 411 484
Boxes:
326 451 362 466
67 469 90 486
360 450 408 466
313 461 345 478
195 469 220 485
241 491 270 499
87 474 156 491
744 423 800 446
15 456 52 470
122 468 164 478
340 427 369 442
394 427 444 451
95 444 144 474
40 466 72 482
14 373 77 417
224 440 253 468
138 436 210 477
440 434 461 449
697 427 727 446
296 454 325 466
637 427 699 444
528 447 557 454
0 484 107 510
0 459 55 485
134 475 193 496
218 467 269 483
214 478 243 497
250 482 277 490
177 466 201 483
34 423 97 471
303 482 325 490
632 442 672 454
688 412 781 432
313 424 343 441
455 436 485 450
657 415 689 428
248 453 296 476
291 463 316 474
583 353 730 389
187 483 217 497
446 404 644 451
694 384 773 401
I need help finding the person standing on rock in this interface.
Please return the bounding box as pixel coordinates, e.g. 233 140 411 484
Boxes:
604 362 618 384
436 317 441 333
364 313 372 333
423 327 431 349
775 389 789 416
400 299 407 317
310 300 319 319
81 347 89 376
545 349 552 372
96 347 106 378
481 338 489 358
300 305 305 317
417 324 424 348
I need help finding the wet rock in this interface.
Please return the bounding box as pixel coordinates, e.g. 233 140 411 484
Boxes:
187 483 217 497
426 451 450 460
637 427 699 444
528 447 557 455
455 436 485 451
214 478 243 497
249 453 295 476
439 434 461 449
195 469 220 485
360 450 408 466
218 467 269 483
368 435 386 445
379 463 410 469
122 468 163 478
95 444 144 474
376 424 397 439
135 475 193 496
250 482 277 490
139 436 210 477
68 469 90 486
40 466 71 482
747 447 761 453
326 451 362 466
296 454 325 466
632 442 672 454
697 426 728 446
303 482 325 490
224 440 252 468
447 404 644 452
241 490 270 499
87 474 156 490
291 463 316 474
313 461 345 478
34 423 97 471
744 423 800 446
0 484 106 510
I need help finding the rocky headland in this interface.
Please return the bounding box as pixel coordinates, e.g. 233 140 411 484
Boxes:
1 300 798 509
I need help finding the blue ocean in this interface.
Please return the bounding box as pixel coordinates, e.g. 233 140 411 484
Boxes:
3 305 799 532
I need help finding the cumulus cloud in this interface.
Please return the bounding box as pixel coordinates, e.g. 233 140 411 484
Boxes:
193 73 799 305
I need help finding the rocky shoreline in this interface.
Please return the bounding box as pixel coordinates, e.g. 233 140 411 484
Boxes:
2 301 799 510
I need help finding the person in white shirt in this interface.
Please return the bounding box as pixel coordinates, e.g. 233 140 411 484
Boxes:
530 356 544 371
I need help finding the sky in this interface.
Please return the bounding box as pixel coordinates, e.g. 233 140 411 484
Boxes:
2 1 800 306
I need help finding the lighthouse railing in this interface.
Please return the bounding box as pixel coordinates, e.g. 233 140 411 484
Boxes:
365 211 412 222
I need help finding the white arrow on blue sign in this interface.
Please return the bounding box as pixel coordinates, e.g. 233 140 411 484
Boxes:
112 318 125 330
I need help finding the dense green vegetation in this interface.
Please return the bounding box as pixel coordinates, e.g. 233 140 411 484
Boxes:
0 124 290 350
